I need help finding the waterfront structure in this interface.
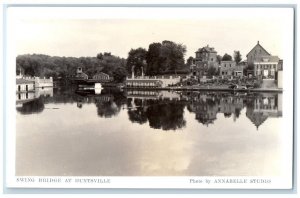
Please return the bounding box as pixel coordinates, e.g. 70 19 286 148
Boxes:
34 76 53 88
75 67 89 79
16 78 34 92
190 45 219 79
92 72 112 82
16 78 35 102
16 66 53 103
253 56 280 79
126 75 180 88
125 67 181 88
246 41 271 64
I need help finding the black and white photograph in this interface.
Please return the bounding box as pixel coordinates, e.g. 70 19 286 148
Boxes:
3 5 295 189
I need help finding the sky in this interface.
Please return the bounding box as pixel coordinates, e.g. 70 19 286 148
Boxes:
10 7 293 60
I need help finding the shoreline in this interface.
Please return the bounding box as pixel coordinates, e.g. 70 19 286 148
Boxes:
124 86 283 93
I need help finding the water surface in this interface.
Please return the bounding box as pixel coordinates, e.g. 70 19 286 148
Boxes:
16 87 283 176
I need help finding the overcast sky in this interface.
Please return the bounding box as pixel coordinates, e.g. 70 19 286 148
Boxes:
11 7 293 60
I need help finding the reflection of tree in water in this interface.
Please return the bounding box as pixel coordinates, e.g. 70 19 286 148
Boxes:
95 99 119 118
235 108 241 118
147 102 186 130
16 97 44 114
127 99 186 130
224 113 232 118
128 107 148 124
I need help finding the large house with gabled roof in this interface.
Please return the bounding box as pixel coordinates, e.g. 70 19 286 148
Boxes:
246 41 282 79
246 41 271 64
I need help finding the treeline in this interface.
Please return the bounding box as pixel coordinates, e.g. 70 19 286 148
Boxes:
16 53 127 82
16 40 189 82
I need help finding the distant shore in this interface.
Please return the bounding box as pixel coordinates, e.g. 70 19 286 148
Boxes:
124 86 283 93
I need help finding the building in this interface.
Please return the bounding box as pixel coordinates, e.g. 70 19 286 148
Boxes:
16 78 35 102
92 72 112 82
277 60 283 88
191 45 219 79
220 61 236 77
246 41 282 80
253 56 280 79
75 67 89 79
246 41 271 64
126 75 180 88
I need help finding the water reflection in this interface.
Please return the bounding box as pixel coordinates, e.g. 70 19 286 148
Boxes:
16 86 284 176
16 86 282 130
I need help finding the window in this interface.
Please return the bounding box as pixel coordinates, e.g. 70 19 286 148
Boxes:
230 64 231 67
211 58 213 61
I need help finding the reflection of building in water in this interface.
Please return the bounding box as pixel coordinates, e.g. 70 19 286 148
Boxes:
218 96 244 121
35 87 53 98
17 86 54 104
186 92 245 125
16 86 54 115
246 93 282 129
187 93 219 126
126 90 181 101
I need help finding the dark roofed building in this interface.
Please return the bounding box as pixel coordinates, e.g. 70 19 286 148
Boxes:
246 41 271 64
195 45 217 63
191 45 219 79
92 72 112 82
75 67 89 79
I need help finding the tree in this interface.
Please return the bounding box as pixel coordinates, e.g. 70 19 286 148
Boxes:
146 42 162 75
222 53 232 61
126 48 147 76
146 40 187 75
207 66 217 77
160 40 186 72
234 51 242 64
96 53 103 60
113 67 127 83
216 55 222 64
243 62 254 76
186 56 194 66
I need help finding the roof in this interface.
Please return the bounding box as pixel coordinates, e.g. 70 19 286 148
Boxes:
93 72 110 77
221 60 236 63
256 56 280 62
195 45 217 53
246 41 271 57
16 78 34 84
126 79 162 83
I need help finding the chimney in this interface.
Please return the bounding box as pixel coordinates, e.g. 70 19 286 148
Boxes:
257 41 259 44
